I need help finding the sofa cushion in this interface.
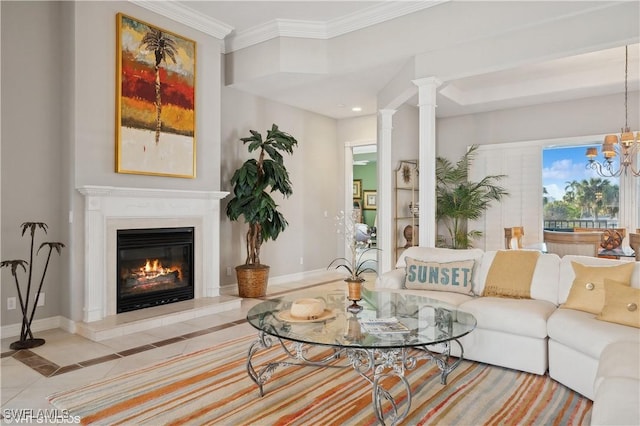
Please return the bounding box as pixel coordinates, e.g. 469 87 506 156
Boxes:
482 250 540 298
594 341 640 392
562 261 635 314
592 378 640 426
395 247 484 292
558 255 640 305
547 308 640 360
597 279 640 328
459 297 556 338
404 257 474 294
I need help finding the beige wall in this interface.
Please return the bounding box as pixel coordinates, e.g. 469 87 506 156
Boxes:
437 91 640 161
1 1 67 325
219 87 341 286
1 2 347 326
1 1 226 324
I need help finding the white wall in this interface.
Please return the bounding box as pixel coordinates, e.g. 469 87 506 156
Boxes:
437 91 639 161
391 104 419 165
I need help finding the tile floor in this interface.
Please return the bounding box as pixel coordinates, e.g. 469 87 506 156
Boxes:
0 271 353 422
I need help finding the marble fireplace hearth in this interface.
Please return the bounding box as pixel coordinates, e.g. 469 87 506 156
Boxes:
75 185 240 341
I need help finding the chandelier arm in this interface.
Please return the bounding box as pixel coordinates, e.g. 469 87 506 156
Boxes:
586 159 622 178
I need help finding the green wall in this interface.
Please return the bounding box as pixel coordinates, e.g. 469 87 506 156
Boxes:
353 162 377 227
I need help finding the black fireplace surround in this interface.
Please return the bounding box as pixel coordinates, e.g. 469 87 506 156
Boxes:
117 227 194 313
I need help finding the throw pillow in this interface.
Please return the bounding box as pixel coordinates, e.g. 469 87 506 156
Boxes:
596 279 640 328
482 250 540 299
562 261 635 315
404 257 475 294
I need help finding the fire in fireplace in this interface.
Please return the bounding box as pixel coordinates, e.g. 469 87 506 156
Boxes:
117 227 194 313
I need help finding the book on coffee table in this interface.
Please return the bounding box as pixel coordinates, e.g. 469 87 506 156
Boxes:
359 317 410 334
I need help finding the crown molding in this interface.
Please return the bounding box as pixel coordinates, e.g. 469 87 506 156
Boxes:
226 0 447 53
130 0 234 40
326 0 447 38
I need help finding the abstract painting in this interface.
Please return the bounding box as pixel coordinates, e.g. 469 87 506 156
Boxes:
116 13 196 178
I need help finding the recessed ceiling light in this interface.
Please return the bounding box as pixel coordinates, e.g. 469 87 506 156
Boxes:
351 106 362 112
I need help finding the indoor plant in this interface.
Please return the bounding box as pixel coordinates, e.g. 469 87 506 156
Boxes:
327 210 378 310
1 222 64 349
436 145 508 249
226 124 298 297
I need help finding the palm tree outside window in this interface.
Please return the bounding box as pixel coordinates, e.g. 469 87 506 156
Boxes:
543 145 620 230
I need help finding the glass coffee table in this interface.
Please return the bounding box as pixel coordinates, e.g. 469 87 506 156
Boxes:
246 289 476 425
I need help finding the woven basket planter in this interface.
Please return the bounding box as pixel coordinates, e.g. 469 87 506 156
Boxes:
235 264 269 298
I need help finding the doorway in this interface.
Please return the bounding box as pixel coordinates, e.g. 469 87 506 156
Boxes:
352 145 378 232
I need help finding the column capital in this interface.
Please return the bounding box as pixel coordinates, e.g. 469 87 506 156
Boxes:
412 76 442 88
378 109 397 117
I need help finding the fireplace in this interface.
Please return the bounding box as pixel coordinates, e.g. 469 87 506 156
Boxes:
117 227 194 313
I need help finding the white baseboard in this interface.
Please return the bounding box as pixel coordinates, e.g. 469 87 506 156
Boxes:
220 269 343 292
1 316 65 339
268 268 337 285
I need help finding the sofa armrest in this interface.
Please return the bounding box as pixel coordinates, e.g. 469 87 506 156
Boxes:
376 268 406 290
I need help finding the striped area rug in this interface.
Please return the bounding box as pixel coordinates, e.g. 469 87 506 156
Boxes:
48 333 591 425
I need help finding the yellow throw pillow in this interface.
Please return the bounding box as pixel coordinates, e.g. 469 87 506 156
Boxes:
482 250 540 299
597 279 640 328
562 262 635 314
404 257 475 295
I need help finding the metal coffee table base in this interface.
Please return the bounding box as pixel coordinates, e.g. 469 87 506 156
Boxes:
247 331 465 426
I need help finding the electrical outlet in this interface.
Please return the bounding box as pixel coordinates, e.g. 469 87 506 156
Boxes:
299 257 304 265
226 267 233 276
37 293 45 307
7 297 17 310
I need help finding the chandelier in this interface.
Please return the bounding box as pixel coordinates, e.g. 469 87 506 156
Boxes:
586 45 639 177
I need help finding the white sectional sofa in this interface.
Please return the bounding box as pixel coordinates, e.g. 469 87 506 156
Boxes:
377 246 640 425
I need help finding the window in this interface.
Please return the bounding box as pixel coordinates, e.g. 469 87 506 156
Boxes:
543 145 620 230
468 136 638 251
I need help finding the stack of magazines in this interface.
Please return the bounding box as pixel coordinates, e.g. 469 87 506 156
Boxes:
359 317 410 334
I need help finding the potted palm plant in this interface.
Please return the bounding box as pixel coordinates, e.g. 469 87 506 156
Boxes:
226 124 298 297
436 145 508 249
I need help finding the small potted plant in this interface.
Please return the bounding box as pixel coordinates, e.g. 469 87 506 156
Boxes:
226 124 298 297
327 210 378 312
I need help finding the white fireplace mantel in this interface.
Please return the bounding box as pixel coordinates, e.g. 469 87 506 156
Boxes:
78 185 229 323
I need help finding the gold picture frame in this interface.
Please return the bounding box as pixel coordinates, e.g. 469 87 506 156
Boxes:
116 13 196 178
353 179 362 199
363 190 377 210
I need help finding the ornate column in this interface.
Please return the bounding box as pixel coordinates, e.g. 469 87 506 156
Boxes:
412 77 442 248
378 109 396 273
